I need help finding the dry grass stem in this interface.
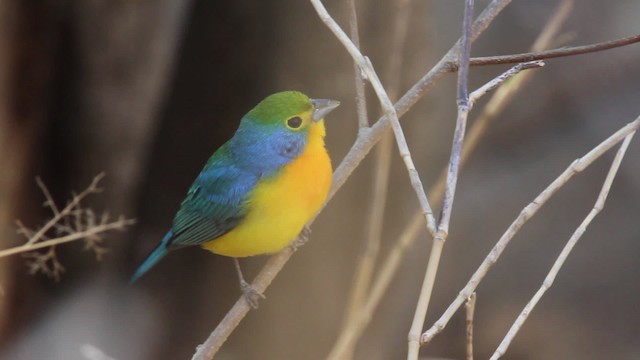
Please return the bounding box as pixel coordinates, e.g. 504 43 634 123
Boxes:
422 115 640 345
341 0 373 339
490 132 635 359
1 174 135 280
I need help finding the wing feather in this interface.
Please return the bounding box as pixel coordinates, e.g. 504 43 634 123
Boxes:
168 152 257 248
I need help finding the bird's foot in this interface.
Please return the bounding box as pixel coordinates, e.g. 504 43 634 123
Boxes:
240 280 266 309
289 225 312 251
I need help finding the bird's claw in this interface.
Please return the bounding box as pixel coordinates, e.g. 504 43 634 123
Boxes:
240 280 265 309
289 225 312 251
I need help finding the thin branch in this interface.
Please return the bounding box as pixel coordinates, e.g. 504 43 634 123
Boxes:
36 177 61 216
470 60 544 103
26 173 105 246
466 293 477 360
348 0 369 130
330 0 515 198
341 0 373 346
467 33 640 67
456 0 474 107
3 175 135 280
1 217 134 258
335 0 413 358
408 1 476 358
310 0 438 237
422 115 640 345
407 0 473 360
339 12 639 205
490 133 635 359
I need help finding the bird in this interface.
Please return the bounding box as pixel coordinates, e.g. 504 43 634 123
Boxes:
130 91 339 307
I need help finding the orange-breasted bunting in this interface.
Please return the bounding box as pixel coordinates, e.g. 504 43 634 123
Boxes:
130 91 339 304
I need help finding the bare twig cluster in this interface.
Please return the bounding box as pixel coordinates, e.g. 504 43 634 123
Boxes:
1 173 136 281
191 0 640 359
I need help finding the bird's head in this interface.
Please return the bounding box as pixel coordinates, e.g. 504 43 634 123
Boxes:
229 91 339 175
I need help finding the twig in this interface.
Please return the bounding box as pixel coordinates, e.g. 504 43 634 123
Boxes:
466 292 477 360
191 247 296 359
348 0 369 130
407 1 476 358
422 115 640 345
26 173 104 246
311 0 437 237
0 216 135 258
467 33 640 67
335 0 413 358
490 133 635 359
472 61 544 101
329 0 514 197
2 175 135 280
341 1 373 347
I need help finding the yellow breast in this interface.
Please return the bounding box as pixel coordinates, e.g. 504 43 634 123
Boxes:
202 120 332 257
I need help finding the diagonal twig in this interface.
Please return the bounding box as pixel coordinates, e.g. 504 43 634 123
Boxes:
490 132 636 359
1 216 135 259
310 0 438 237
422 115 640 345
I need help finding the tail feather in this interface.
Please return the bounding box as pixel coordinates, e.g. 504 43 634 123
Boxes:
129 231 173 285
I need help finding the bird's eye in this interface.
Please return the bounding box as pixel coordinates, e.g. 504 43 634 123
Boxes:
286 116 303 129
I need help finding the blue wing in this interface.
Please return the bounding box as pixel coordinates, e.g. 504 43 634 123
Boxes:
167 153 258 248
130 146 259 283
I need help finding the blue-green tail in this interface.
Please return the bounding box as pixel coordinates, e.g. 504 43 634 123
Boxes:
129 231 173 284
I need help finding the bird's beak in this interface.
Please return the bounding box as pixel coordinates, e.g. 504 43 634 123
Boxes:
310 98 340 122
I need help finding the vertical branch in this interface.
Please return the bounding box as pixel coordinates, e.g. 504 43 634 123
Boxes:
348 0 369 130
490 132 635 359
441 0 474 236
455 0 474 109
336 0 414 358
340 1 372 354
466 293 477 360
407 1 475 359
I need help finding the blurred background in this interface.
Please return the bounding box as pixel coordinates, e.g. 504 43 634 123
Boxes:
0 0 639 359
